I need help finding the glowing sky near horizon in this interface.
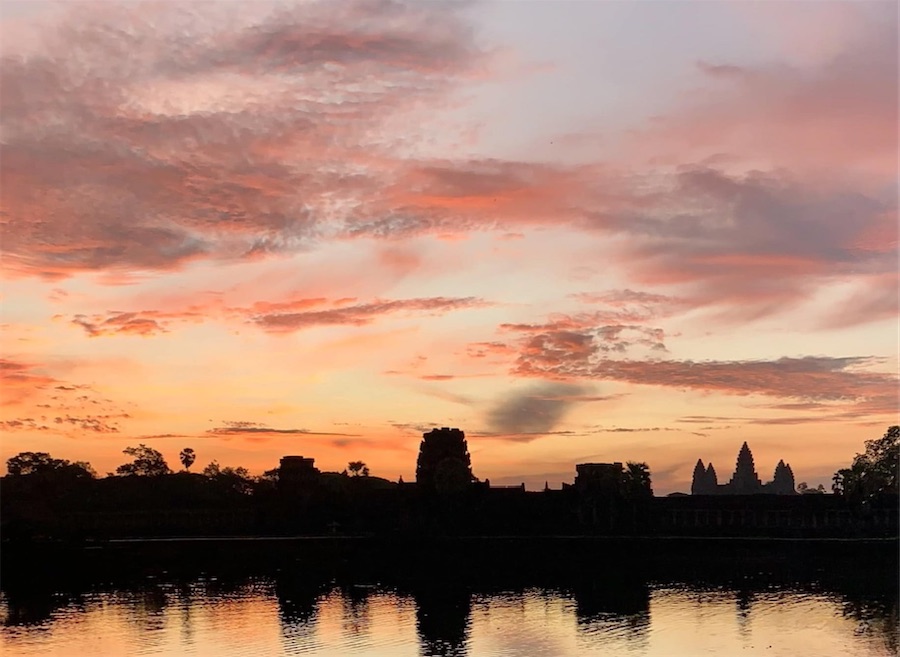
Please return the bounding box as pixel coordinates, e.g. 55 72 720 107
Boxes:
0 0 897 493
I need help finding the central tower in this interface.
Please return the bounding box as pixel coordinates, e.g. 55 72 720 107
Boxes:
415 427 474 494
728 441 762 494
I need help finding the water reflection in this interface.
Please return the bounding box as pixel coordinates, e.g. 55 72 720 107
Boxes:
413 584 471 657
572 576 651 654
1 563 896 657
275 572 326 654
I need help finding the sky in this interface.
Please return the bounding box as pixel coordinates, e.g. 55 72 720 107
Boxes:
0 0 897 494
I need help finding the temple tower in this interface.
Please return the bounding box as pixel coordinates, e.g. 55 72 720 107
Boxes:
771 459 797 495
728 442 762 494
416 427 474 494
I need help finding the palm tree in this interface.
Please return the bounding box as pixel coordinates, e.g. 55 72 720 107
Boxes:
179 448 196 472
623 461 653 498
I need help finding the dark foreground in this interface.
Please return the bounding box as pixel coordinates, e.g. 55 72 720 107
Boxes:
4 534 897 588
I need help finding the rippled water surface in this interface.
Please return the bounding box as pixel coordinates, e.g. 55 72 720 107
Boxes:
2 576 896 656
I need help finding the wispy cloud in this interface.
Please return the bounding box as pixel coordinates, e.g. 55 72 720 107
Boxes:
208 420 361 437
66 295 490 337
250 296 489 333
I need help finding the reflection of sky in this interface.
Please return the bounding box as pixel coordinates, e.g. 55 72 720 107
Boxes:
0 583 894 657
0 1 896 492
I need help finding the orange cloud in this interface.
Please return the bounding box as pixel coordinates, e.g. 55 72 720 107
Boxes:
0 359 57 405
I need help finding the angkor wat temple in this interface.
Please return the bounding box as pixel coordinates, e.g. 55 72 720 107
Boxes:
691 442 796 495
3 429 896 541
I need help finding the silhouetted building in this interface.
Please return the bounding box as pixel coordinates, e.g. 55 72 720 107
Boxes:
415 428 474 494
691 443 796 495
769 459 796 495
728 442 761 494
575 463 624 496
691 460 711 495
279 456 319 489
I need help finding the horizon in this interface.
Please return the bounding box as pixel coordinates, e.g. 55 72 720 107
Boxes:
0 430 856 496
1 0 897 497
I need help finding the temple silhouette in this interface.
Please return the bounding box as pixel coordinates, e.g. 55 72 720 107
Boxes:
691 442 797 496
2 428 897 541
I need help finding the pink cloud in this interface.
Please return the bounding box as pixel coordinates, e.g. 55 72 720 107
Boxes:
634 15 897 179
65 295 491 338
248 296 490 333
509 325 896 417
0 0 490 277
0 359 58 405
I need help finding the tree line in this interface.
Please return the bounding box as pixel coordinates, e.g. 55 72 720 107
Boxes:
4 426 898 503
4 444 376 491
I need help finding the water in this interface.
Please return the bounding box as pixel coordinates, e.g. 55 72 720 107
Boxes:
2 574 896 656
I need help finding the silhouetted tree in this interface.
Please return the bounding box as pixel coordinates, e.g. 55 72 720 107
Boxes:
7 452 67 476
348 461 369 477
260 467 279 482
221 466 249 478
71 461 98 478
179 448 196 472
116 444 171 476
797 481 809 493
833 426 899 501
6 452 95 479
623 461 653 498
218 466 253 495
199 460 253 494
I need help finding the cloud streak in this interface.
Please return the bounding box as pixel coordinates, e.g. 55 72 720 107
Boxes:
65 295 490 337
513 337 896 416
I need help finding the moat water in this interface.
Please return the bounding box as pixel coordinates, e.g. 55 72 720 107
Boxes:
2 570 896 656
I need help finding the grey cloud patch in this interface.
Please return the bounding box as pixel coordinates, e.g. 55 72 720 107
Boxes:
389 421 440 436
484 382 590 436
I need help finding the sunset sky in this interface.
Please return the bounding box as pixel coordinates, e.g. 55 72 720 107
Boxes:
1 0 897 494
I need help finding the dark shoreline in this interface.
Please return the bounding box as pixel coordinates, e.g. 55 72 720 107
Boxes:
5 534 896 580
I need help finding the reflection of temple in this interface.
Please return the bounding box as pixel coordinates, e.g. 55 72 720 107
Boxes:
691 442 797 495
572 574 650 652
413 585 471 657
275 570 328 653
572 575 650 619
